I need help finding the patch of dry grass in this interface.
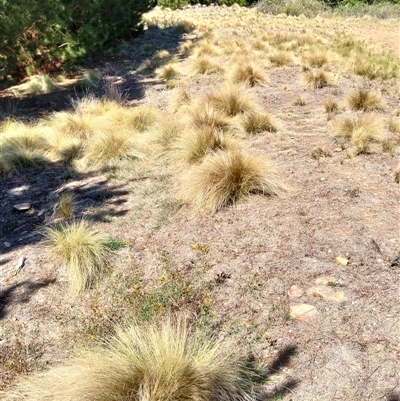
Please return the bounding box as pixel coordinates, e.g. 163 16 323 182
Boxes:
190 56 222 75
181 148 289 212
268 51 293 66
347 89 383 111
0 122 50 171
333 114 383 153
176 126 235 164
4 316 256 401
188 103 232 132
43 220 112 297
241 111 278 134
81 130 142 168
157 64 180 80
206 84 257 117
229 62 268 87
293 96 306 106
302 69 332 89
53 192 75 219
302 50 330 68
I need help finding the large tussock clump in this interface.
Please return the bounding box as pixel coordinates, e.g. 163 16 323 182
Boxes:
5 317 256 401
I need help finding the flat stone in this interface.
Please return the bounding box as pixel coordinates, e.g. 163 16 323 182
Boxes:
336 256 348 266
290 304 317 321
3 242 11 248
307 285 348 302
288 285 304 298
13 203 31 211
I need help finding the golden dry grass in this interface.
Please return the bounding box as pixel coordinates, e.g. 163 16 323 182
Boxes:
229 62 268 87
206 84 257 117
43 220 112 297
157 64 180 80
181 148 289 212
302 69 332 89
333 114 383 153
268 51 293 67
53 192 75 219
347 89 383 111
175 126 235 164
188 103 232 132
190 56 222 75
241 111 278 134
4 316 255 401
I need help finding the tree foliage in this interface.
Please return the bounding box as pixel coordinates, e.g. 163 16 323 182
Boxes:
0 0 156 80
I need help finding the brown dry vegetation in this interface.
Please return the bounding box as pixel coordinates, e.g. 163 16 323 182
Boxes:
0 4 399 401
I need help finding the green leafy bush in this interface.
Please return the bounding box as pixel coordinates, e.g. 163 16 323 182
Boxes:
0 0 155 80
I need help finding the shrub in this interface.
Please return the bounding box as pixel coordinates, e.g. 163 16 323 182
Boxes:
0 0 155 79
5 316 257 401
181 149 289 212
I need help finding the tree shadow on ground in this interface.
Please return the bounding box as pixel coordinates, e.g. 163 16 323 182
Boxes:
0 24 199 120
245 344 299 400
0 163 130 257
0 279 54 320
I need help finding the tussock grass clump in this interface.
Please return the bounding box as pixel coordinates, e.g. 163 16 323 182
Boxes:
103 79 126 104
303 50 329 68
347 89 383 111
229 62 268 87
43 220 112 296
5 316 256 401
293 96 306 106
388 117 400 134
176 126 235 164
190 56 222 75
172 89 191 111
333 114 383 153
242 111 278 134
302 69 332 89
122 105 159 132
0 123 50 171
181 149 289 213
206 84 256 117
81 131 141 168
188 103 231 132
54 192 75 219
157 64 180 80
179 40 195 56
268 51 293 67
194 41 220 57
154 118 184 152
324 98 339 114
142 50 175 71
27 74 57 94
58 139 83 164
